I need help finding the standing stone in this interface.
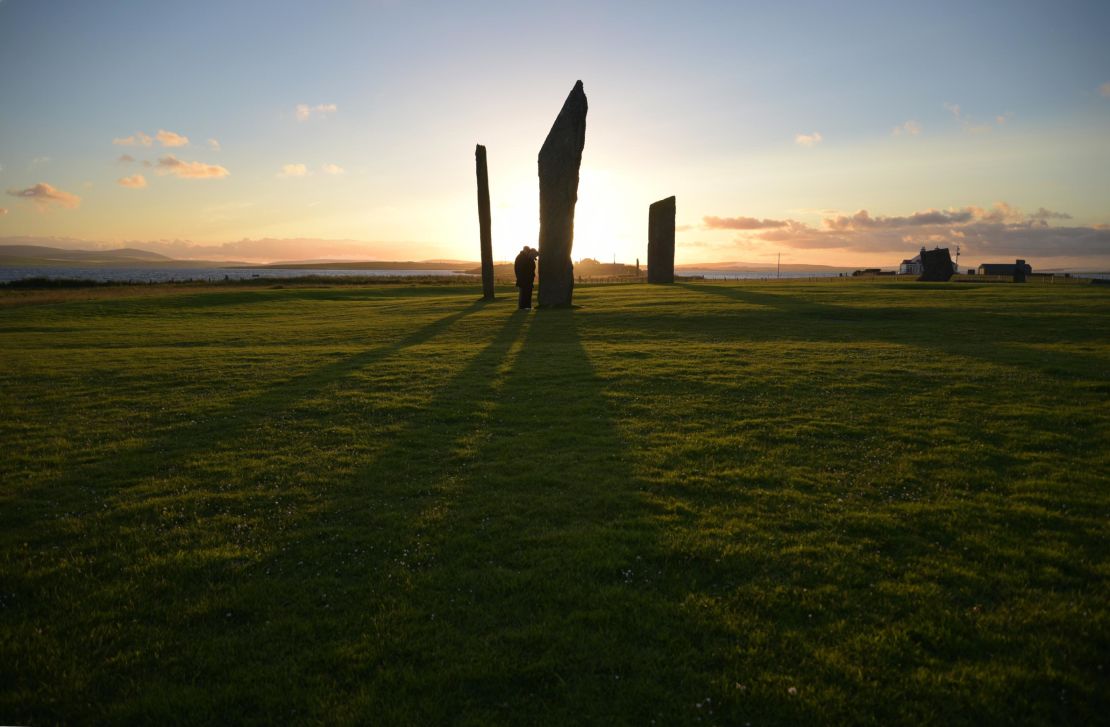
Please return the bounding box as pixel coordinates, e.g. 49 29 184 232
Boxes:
537 81 588 307
475 144 494 300
1013 259 1027 283
917 247 955 282
647 196 676 284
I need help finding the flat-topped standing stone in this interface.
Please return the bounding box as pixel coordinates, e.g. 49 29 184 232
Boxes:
917 247 954 282
647 196 676 283
475 144 494 300
537 80 587 307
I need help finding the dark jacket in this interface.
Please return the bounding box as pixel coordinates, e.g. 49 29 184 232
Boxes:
514 250 536 288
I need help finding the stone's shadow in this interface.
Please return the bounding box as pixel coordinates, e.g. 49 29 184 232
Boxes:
676 282 1109 380
135 306 793 722
680 282 902 318
85 308 533 712
81 285 476 312
11 285 1103 721
4 298 492 538
302 309 794 721
2 297 530 720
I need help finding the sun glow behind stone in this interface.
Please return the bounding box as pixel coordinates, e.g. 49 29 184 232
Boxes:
492 167 644 264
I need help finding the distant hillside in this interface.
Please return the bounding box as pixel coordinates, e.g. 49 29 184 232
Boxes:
0 244 479 271
0 244 246 268
0 244 171 263
244 261 476 271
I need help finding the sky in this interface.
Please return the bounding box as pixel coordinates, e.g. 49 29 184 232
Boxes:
1 0 1108 268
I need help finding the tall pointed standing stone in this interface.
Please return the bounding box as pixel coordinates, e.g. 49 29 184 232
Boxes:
475 144 494 300
647 196 676 284
537 80 588 307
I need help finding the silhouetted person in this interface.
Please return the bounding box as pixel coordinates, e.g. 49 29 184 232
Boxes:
514 246 538 309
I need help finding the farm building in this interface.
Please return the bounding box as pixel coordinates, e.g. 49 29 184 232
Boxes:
978 262 1033 276
899 246 958 275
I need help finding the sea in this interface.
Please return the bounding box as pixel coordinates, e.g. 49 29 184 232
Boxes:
681 270 846 280
0 267 476 284
1 267 1103 284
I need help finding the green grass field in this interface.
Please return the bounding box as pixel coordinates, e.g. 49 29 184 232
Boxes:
2 280 1108 725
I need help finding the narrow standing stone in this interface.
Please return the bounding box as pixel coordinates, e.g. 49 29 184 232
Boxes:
475 144 494 300
647 196 676 284
537 80 588 307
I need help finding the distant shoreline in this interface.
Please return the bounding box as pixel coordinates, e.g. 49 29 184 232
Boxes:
0 267 478 285
228 261 471 271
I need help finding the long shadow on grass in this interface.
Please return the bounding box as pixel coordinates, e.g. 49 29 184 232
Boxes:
104 308 818 723
316 310 822 724
0 299 520 722
666 282 1106 507
49 308 532 722
676 282 1109 381
0 298 492 701
2 298 491 525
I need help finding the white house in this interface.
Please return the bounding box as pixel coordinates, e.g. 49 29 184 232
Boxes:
899 247 926 275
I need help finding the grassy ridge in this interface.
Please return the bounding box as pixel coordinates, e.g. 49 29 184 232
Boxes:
1 281 1107 724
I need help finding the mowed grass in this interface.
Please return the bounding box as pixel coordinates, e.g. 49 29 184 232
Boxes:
1 280 1107 725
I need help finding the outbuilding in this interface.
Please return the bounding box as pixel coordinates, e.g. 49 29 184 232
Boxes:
978 262 1033 276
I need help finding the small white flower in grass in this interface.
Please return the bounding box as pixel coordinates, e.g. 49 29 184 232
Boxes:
788 686 798 695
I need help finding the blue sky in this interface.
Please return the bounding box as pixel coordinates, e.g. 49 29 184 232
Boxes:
1 0 1108 266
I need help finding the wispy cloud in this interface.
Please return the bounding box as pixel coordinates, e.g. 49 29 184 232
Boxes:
794 131 823 147
118 154 136 164
823 207 978 230
156 129 189 147
279 163 309 177
1029 207 1071 221
0 208 8 216
29 156 50 167
6 182 81 210
117 174 147 189
156 155 229 179
892 120 922 136
113 132 153 147
1100 82 1110 98
321 163 345 175
208 138 221 151
704 216 788 230
295 103 338 122
944 102 1007 133
703 202 1109 259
